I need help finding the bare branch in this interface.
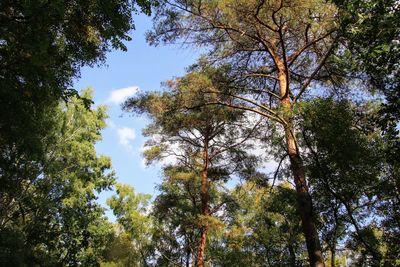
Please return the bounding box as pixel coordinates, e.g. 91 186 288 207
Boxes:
287 29 335 67
270 153 288 193
292 42 336 104
210 117 263 160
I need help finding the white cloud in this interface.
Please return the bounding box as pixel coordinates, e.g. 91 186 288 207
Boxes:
107 86 139 105
117 127 136 151
106 119 116 129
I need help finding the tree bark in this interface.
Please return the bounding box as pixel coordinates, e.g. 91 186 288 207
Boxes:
278 63 325 267
288 139 324 267
196 141 210 267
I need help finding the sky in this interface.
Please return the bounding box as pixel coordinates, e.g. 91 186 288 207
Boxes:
72 14 200 216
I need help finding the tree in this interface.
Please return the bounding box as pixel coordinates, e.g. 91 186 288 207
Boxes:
124 65 259 266
0 0 153 101
147 1 340 265
101 224 143 267
107 183 152 266
212 181 306 267
332 2 400 262
0 89 116 266
151 167 214 266
1 1 154 263
299 98 386 265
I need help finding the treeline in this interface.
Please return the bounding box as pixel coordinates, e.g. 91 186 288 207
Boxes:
0 0 399 267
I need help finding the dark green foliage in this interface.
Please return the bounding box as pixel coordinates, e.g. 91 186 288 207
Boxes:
299 98 400 265
0 0 154 210
326 1 400 264
0 2 153 264
0 90 115 266
211 182 307 267
151 168 202 266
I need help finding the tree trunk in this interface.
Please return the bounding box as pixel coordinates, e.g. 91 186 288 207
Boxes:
288 238 296 267
186 239 191 267
331 248 336 267
288 149 324 267
196 142 210 267
278 64 325 267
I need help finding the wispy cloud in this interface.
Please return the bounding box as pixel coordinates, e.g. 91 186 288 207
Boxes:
117 127 136 151
106 119 116 129
107 86 139 105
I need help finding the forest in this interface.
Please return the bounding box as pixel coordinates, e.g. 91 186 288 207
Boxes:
0 0 399 266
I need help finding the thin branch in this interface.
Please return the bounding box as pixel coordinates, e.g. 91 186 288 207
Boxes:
271 0 284 28
292 42 336 104
202 90 282 120
244 72 279 81
270 153 288 193
246 87 281 100
287 29 335 67
254 0 278 32
210 117 263 160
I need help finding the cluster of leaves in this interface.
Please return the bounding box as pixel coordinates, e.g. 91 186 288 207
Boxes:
127 93 398 267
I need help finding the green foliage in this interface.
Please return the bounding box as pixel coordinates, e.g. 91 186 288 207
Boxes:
0 89 115 266
101 227 139 267
107 184 151 240
194 181 308 267
124 65 254 174
298 98 400 265
151 166 230 266
1 1 399 266
125 65 261 265
150 168 202 266
333 0 399 175
0 1 154 261
315 1 400 263
107 184 152 266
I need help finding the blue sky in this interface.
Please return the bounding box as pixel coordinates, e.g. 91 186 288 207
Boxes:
73 14 200 215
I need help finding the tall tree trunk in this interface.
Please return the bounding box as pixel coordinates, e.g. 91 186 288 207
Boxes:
278 64 325 267
196 141 209 267
288 148 324 267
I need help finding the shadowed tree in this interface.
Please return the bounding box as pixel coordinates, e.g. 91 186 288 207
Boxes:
0 0 154 153
332 2 400 262
0 89 116 265
212 181 306 267
300 98 383 265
